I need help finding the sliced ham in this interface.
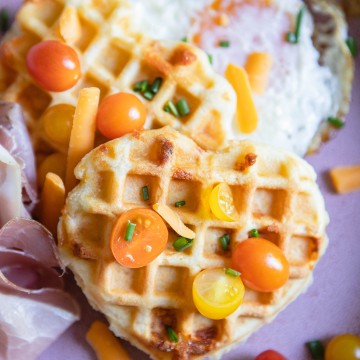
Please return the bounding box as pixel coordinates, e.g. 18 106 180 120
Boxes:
0 101 37 212
0 218 80 360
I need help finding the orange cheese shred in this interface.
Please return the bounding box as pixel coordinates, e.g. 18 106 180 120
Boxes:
39 172 65 237
86 321 131 360
65 87 100 193
244 52 273 94
329 165 360 194
225 63 258 134
153 203 195 239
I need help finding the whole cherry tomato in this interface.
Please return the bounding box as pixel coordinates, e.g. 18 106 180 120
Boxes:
255 349 287 360
325 334 360 360
26 40 81 92
231 237 289 292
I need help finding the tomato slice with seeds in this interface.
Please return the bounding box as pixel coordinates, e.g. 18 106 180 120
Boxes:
209 182 237 221
110 208 168 268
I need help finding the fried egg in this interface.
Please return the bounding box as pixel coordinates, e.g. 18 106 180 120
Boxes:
128 0 345 155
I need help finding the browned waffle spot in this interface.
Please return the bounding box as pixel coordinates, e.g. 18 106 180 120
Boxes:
170 46 197 66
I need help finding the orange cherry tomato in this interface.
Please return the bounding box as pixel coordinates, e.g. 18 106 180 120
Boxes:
255 350 287 360
110 208 168 268
96 92 147 139
26 40 81 92
325 334 360 360
231 237 289 292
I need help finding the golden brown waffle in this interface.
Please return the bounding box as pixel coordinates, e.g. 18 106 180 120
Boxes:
0 0 235 153
59 127 328 359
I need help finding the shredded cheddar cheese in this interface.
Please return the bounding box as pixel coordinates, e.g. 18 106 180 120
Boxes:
39 172 65 236
244 52 273 94
65 87 100 193
225 63 258 134
153 203 195 239
58 6 82 45
86 321 131 360
330 165 360 194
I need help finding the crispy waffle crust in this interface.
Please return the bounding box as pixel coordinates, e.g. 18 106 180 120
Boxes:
59 127 328 359
0 0 235 152
305 0 354 153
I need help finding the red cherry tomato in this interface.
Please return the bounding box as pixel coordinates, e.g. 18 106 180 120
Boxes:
231 237 289 292
26 40 81 92
255 349 287 360
110 208 168 268
96 92 147 139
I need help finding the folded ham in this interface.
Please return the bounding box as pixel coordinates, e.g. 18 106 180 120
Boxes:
0 218 80 360
0 102 37 213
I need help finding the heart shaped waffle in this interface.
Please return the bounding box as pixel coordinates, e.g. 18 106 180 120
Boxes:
58 126 328 359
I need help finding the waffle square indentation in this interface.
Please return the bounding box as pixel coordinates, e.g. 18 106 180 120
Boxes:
167 179 201 212
98 43 131 77
123 174 160 205
252 188 286 220
155 266 189 297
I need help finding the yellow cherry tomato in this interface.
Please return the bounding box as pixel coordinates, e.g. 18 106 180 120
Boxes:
192 268 244 320
37 153 67 187
42 104 75 146
326 334 360 360
209 183 237 221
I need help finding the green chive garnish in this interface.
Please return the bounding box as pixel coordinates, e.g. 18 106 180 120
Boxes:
163 100 179 117
163 106 171 113
327 116 345 129
173 237 193 252
306 340 325 360
249 229 259 238
166 326 179 343
219 40 230 48
208 53 213 64
0 9 10 33
175 200 186 208
176 99 190 117
143 91 154 100
133 80 148 92
225 268 240 277
346 36 358 58
150 77 163 94
286 6 305 44
219 234 230 251
125 222 136 241
142 186 149 201
181 37 188 43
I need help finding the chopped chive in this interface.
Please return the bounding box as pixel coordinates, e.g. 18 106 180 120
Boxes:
294 6 305 41
346 36 358 58
175 200 186 208
219 40 230 48
163 105 171 113
173 237 193 252
133 80 148 92
150 77 163 94
219 234 230 251
286 6 305 44
163 100 179 117
176 98 190 117
0 9 9 33
286 31 297 44
225 268 240 278
181 37 188 43
125 221 136 241
166 326 179 343
142 186 149 201
327 116 345 129
306 340 325 360
208 53 213 64
143 91 154 100
249 229 259 238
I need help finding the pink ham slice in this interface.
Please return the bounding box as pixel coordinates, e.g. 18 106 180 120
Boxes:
0 218 80 360
0 102 37 213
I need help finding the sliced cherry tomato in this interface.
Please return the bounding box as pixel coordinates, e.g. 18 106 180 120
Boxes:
96 92 147 139
42 104 74 146
110 208 168 268
209 182 237 221
325 334 360 360
26 40 81 92
255 349 287 360
192 268 244 320
232 237 289 292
